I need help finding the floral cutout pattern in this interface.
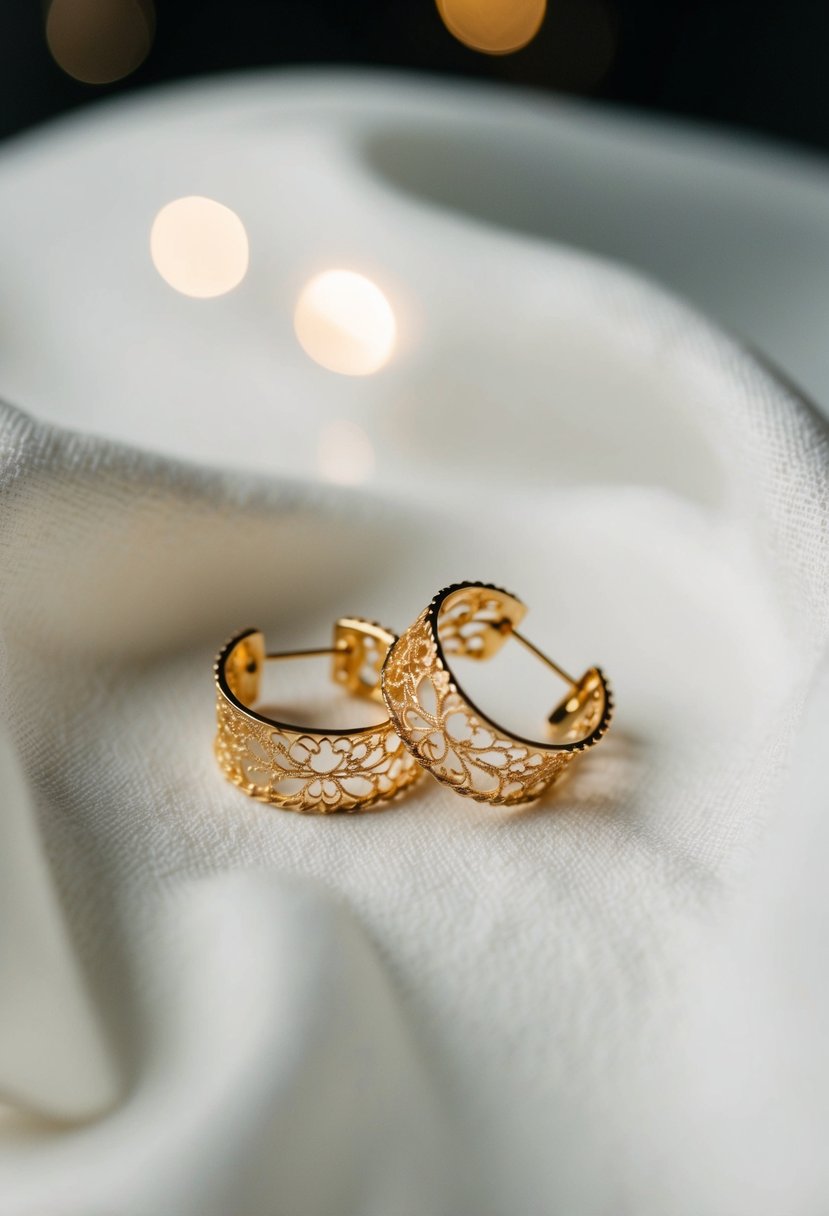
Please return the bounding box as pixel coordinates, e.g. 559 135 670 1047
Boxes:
382 586 612 807
436 588 507 660
214 624 422 813
214 697 420 813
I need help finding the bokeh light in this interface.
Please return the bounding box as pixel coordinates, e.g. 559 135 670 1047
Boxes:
436 0 546 54
46 0 155 85
150 197 249 299
294 270 397 376
317 420 376 486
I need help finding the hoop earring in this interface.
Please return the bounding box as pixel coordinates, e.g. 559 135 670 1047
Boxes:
381 582 612 806
214 619 422 813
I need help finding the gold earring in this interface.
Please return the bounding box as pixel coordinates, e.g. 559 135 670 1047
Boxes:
381 582 613 806
214 619 422 813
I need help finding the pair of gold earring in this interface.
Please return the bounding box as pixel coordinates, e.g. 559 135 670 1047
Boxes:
213 581 613 813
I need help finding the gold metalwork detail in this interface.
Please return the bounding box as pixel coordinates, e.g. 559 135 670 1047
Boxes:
214 619 422 813
381 582 612 806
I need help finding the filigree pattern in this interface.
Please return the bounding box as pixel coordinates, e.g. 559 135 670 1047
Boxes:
382 584 612 807
214 626 421 813
438 589 506 659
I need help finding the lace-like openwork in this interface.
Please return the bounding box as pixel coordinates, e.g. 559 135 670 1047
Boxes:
214 619 422 813
382 583 613 806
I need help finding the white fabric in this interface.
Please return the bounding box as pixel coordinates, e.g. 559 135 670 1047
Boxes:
0 72 828 1215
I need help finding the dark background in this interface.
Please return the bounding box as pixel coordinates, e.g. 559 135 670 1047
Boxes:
2 0 828 154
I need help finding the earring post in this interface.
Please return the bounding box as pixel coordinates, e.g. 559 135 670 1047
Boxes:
266 643 349 662
509 629 579 689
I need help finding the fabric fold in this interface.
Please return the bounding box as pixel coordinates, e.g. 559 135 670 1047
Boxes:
0 72 828 1216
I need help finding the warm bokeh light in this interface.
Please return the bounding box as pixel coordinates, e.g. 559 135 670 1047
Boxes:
45 0 155 84
317 420 376 486
150 197 249 299
436 0 546 54
294 270 397 376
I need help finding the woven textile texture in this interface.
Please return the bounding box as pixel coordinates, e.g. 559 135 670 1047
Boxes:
1 73 828 1216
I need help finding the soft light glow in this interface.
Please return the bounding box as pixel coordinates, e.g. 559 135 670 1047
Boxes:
46 0 155 84
317 420 376 486
294 270 397 376
436 0 546 54
150 197 249 299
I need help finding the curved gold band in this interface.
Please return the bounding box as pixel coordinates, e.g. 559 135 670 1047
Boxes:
214 619 422 813
381 582 613 806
